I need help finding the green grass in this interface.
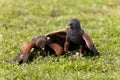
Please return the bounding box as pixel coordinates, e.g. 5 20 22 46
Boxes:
0 0 120 79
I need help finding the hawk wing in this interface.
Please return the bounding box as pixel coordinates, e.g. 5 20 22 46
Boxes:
47 29 66 39
82 33 99 56
46 29 67 56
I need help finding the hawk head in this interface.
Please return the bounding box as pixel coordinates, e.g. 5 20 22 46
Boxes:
67 18 81 29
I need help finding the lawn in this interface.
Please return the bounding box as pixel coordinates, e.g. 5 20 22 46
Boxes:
0 0 120 80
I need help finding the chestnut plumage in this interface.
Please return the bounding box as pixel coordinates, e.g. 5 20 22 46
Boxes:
5 36 47 64
6 26 99 64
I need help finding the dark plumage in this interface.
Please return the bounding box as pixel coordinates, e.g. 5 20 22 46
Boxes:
5 23 100 64
64 18 99 56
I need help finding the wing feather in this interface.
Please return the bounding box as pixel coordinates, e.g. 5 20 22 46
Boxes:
82 33 94 50
47 29 66 39
82 33 99 56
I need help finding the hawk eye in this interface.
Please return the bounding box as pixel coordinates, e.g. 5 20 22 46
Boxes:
69 23 73 26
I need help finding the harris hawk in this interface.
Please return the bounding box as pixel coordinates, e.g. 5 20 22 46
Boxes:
5 20 99 64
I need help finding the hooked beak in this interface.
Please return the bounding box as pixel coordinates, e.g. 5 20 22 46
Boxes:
67 22 73 28
67 21 72 26
41 48 44 50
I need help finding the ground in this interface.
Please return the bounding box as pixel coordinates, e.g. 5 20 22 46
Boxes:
0 0 120 80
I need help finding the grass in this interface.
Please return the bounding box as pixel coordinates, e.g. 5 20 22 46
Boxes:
0 0 120 79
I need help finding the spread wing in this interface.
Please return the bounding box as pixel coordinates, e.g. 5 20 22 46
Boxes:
82 33 99 56
46 29 67 56
6 36 48 64
47 29 66 39
13 42 35 63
